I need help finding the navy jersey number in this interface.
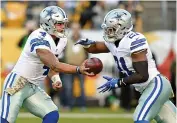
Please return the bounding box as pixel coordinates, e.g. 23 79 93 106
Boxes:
43 65 50 75
42 54 58 75
128 32 139 39
113 56 133 76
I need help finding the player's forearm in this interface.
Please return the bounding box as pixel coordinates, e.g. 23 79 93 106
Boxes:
84 42 109 53
37 49 78 74
119 61 149 86
122 72 149 85
43 57 78 74
51 62 77 74
84 44 98 53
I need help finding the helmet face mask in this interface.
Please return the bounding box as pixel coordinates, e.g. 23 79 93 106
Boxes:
102 23 121 42
53 21 68 36
40 6 68 38
102 9 133 43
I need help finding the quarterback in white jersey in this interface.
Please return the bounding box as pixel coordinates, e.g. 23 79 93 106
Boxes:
76 9 176 123
13 28 68 85
0 6 92 123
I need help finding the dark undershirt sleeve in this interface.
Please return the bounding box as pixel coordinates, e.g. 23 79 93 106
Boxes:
118 61 149 87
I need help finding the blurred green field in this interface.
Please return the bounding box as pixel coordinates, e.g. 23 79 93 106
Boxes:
16 118 133 123
15 108 156 123
20 107 134 113
15 107 133 123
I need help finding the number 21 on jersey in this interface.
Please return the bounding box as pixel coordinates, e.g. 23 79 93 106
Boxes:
113 56 133 76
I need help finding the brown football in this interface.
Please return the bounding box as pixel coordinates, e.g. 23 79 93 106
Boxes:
85 57 103 75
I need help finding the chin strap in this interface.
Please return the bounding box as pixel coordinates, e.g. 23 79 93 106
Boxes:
54 31 66 38
103 36 117 43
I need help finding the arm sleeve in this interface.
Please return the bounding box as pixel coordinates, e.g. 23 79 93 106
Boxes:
30 38 51 54
130 33 149 54
119 61 149 87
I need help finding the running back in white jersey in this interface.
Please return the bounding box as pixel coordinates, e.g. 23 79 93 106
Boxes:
12 28 67 85
105 31 160 92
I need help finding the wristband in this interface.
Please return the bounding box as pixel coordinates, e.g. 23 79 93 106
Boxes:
76 66 81 74
51 74 61 84
118 78 127 87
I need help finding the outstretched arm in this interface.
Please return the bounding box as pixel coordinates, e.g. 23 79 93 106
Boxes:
36 49 92 75
84 42 109 53
75 39 109 53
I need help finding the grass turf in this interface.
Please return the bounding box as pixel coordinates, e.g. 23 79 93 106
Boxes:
16 107 157 123
16 107 134 123
16 118 133 123
20 107 134 113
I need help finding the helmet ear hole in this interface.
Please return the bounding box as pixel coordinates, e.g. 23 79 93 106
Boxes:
45 23 49 26
121 27 126 30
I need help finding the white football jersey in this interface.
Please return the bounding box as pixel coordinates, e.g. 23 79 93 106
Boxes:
105 31 160 92
12 28 67 85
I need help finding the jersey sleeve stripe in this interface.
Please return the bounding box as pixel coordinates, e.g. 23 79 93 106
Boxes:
30 38 41 45
131 38 146 46
130 42 146 51
30 38 51 52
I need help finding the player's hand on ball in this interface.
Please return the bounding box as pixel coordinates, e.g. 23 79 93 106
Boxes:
75 38 95 47
79 60 95 76
52 81 62 91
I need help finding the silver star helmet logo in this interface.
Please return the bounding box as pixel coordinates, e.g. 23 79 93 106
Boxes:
45 8 56 19
114 12 125 19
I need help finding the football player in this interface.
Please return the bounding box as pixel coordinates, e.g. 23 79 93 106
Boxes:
75 9 176 123
0 6 93 123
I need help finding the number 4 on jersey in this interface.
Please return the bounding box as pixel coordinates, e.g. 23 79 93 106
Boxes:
42 54 58 75
43 65 49 75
